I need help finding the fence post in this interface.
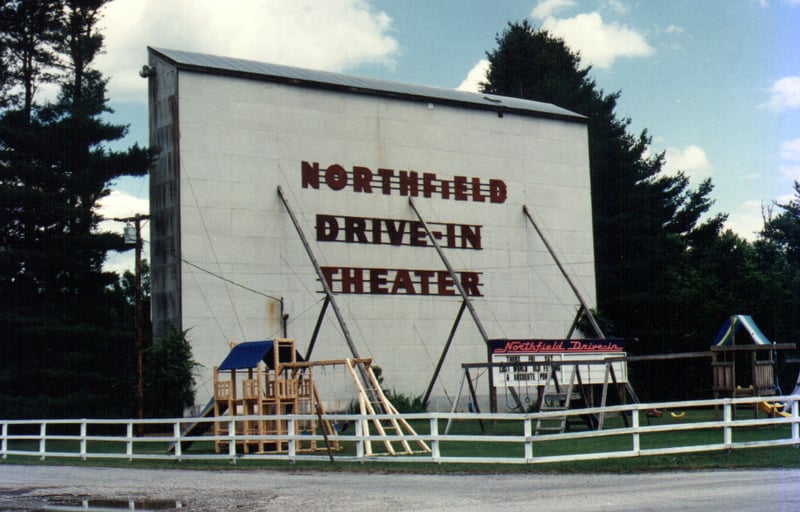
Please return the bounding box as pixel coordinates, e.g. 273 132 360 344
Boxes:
2 422 8 460
126 422 134 460
632 408 640 455
355 417 364 460
288 416 296 460
228 419 237 462
524 418 533 462
792 399 799 446
430 417 440 463
173 421 183 460
80 421 87 460
38 422 46 460
723 402 733 448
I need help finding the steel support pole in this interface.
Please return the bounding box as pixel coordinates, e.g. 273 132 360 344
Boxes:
305 297 329 361
408 198 496 411
277 186 361 360
276 187 380 404
422 300 467 406
408 198 490 343
522 205 605 339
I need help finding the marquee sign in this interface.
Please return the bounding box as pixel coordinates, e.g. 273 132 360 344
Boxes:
490 339 627 387
492 339 625 354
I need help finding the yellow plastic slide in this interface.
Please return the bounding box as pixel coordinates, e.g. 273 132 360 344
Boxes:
758 401 791 418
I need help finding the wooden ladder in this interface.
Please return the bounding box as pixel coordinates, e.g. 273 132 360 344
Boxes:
345 358 430 456
597 361 635 430
535 364 577 435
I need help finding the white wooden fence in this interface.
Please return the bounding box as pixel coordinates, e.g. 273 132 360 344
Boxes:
2 395 799 465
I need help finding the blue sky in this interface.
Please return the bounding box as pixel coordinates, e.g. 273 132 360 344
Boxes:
95 0 800 271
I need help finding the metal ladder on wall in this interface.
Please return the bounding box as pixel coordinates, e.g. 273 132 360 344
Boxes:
344 359 430 456
535 364 578 435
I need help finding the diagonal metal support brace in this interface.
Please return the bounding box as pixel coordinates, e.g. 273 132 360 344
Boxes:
277 186 361 359
422 300 467 406
305 297 330 361
409 198 496 410
522 205 605 339
277 187 382 405
408 198 491 344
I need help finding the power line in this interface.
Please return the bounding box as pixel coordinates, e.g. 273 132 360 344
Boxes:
142 239 282 302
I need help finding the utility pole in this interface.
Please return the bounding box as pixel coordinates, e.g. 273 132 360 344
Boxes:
116 214 150 435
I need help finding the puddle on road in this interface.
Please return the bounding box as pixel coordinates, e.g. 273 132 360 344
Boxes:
32 497 183 511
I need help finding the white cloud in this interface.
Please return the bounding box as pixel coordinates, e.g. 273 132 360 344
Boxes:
539 12 654 69
92 0 399 274
780 138 800 161
96 189 150 274
780 164 800 181
97 188 149 218
531 0 576 19
97 0 399 102
604 0 628 15
663 144 712 181
778 138 800 180
457 59 489 92
766 76 800 111
725 200 765 241
665 24 684 35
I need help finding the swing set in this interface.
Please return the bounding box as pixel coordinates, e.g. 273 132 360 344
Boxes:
446 350 634 434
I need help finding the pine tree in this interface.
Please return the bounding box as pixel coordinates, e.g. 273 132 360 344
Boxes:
0 0 156 418
483 22 726 399
759 182 800 341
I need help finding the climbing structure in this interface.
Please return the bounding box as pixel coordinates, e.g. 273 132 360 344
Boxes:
344 358 431 456
710 315 795 416
212 338 336 454
207 339 429 457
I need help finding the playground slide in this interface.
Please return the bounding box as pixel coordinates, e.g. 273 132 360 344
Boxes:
167 397 221 453
758 401 791 418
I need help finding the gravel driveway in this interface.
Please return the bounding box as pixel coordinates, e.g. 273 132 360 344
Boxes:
2 464 799 511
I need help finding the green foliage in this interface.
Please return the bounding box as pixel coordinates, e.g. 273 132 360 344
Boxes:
385 390 429 414
759 182 800 342
143 324 197 418
0 287 138 418
482 21 796 400
367 366 428 413
0 0 157 418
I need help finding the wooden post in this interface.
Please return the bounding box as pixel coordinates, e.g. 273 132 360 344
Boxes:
134 215 145 436
114 213 150 436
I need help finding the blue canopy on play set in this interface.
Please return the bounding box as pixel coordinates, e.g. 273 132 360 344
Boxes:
217 340 305 371
712 314 771 346
218 341 273 370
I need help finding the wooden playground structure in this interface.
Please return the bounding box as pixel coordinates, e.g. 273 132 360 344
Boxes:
208 338 430 456
710 315 796 417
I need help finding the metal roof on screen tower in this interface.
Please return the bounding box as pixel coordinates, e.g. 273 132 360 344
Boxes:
148 47 586 123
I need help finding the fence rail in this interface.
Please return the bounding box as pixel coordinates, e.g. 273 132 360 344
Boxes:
2 395 799 465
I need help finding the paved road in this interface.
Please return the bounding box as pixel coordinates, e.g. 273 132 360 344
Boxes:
1 464 799 511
